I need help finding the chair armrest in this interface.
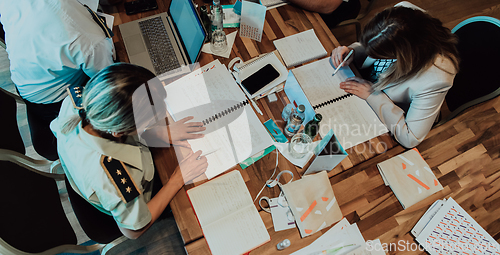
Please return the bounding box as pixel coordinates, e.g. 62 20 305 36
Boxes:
50 159 65 174
0 238 104 255
0 87 24 104
101 236 129 255
0 149 65 181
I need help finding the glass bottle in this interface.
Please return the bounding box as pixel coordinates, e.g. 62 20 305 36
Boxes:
210 0 228 54
281 103 294 122
284 104 305 137
200 5 212 43
304 113 322 139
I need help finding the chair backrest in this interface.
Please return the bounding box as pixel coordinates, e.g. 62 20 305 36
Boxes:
0 88 25 154
438 16 500 124
0 160 77 253
65 177 123 244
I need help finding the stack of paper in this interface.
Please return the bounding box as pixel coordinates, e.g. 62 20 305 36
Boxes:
291 218 386 255
377 148 443 209
413 198 500 254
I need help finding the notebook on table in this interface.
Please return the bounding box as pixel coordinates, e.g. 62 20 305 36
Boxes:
187 170 270 255
412 198 500 254
163 59 274 179
287 58 388 149
377 148 443 209
273 29 327 68
236 51 288 98
119 0 206 75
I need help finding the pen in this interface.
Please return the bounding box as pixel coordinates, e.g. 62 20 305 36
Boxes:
236 81 263 115
197 148 219 159
332 50 353 76
256 83 285 100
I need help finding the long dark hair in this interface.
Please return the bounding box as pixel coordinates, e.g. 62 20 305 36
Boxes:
361 7 460 89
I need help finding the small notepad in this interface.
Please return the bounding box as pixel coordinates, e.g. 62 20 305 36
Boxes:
377 148 443 209
273 29 328 68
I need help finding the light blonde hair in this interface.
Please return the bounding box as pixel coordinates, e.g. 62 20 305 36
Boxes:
361 7 460 90
62 63 156 135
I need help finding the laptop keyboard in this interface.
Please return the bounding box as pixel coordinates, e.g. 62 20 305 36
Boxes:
139 17 181 74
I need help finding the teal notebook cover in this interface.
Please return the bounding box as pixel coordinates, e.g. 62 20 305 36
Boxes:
239 119 285 169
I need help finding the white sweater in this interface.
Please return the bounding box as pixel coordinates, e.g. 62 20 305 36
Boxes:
350 42 456 148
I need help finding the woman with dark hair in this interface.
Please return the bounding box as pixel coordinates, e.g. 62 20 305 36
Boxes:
51 63 207 240
331 6 459 148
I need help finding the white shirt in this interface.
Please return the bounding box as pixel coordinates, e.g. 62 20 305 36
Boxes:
51 97 155 230
0 0 114 104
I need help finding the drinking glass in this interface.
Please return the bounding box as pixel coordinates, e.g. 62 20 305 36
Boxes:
210 30 228 54
288 133 312 159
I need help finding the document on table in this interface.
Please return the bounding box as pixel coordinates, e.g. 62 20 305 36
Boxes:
273 29 328 68
291 218 387 255
187 171 270 255
240 0 267 42
163 60 274 179
291 58 389 149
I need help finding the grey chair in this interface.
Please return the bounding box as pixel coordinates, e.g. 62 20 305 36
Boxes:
436 16 500 126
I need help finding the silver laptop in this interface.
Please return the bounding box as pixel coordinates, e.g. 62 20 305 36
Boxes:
119 0 206 75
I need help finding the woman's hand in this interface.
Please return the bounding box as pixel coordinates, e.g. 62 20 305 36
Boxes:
171 150 208 188
167 116 205 147
331 46 353 68
339 77 374 100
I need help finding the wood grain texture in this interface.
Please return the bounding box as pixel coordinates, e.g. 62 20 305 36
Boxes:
112 0 500 254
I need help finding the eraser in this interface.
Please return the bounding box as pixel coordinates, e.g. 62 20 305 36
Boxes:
267 92 278 102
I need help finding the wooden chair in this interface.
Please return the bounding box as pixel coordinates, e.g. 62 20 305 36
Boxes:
436 16 500 126
0 149 103 255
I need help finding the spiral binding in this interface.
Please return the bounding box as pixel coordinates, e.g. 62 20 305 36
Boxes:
312 93 353 110
238 52 274 71
201 100 249 126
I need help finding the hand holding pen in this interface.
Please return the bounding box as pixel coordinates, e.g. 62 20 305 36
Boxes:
330 46 354 75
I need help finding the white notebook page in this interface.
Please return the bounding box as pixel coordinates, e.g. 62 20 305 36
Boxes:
416 198 500 254
187 171 270 255
292 58 388 149
273 29 327 68
164 60 274 179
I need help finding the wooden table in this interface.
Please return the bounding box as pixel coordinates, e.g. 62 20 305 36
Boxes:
108 1 398 254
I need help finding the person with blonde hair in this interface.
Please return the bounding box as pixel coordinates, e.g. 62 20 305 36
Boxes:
51 63 207 240
331 6 459 148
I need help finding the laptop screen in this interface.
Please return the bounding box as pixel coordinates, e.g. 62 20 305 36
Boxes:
170 0 206 64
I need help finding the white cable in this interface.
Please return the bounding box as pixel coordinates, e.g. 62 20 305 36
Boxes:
253 147 280 202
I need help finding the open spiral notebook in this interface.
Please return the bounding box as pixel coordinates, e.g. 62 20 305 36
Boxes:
285 57 389 149
162 59 274 179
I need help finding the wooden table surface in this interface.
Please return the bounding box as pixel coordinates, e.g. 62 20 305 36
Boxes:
107 1 411 254
105 0 500 254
